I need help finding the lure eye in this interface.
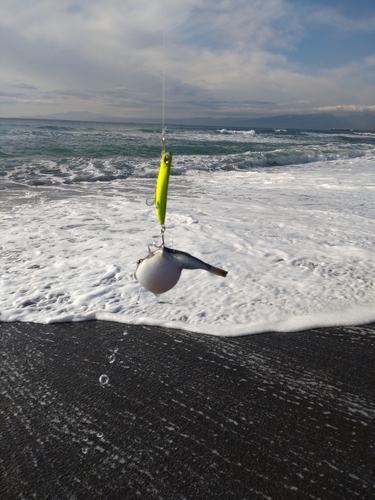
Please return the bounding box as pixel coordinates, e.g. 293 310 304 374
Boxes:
137 259 143 266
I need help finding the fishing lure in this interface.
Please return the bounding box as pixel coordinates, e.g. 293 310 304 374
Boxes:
155 150 172 226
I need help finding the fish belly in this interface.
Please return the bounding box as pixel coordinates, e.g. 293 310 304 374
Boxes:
136 253 181 294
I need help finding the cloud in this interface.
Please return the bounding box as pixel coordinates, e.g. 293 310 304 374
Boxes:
0 0 374 118
312 104 375 114
309 7 375 33
175 0 301 52
364 55 375 67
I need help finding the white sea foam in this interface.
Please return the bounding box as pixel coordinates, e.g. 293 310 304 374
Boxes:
1 155 375 336
219 129 256 136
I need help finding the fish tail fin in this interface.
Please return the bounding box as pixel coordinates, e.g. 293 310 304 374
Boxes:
208 265 228 277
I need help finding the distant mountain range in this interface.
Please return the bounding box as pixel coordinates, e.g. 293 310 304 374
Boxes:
234 112 375 131
20 110 375 130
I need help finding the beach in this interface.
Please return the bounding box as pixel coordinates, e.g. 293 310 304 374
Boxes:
1 320 374 499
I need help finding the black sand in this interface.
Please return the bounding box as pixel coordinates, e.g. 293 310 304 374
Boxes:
1 321 374 499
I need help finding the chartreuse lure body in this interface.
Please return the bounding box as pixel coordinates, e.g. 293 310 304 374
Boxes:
155 151 172 226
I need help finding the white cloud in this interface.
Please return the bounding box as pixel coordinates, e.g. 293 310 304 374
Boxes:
312 104 375 114
0 0 374 118
309 7 375 33
364 55 375 67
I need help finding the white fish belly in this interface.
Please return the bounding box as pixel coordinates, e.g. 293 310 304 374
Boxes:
136 253 181 294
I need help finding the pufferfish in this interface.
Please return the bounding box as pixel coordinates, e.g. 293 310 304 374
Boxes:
135 246 227 294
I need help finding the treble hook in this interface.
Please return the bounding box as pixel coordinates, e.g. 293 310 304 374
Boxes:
153 224 166 249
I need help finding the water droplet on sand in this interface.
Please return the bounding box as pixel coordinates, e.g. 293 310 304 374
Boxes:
99 374 109 385
97 432 103 438
83 436 88 442
123 330 128 336
108 353 115 364
82 447 88 454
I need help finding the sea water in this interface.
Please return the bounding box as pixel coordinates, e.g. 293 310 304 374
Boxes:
0 118 374 335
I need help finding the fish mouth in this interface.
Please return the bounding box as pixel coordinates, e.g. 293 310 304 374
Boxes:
134 259 143 280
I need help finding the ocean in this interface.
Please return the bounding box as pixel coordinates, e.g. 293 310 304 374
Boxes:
1 118 374 335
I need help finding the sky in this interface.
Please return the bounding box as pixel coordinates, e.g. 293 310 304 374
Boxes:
1 0 374 120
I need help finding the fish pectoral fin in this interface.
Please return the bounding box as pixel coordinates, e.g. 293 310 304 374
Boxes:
208 265 228 277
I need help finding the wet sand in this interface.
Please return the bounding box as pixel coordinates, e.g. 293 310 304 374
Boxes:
1 321 374 499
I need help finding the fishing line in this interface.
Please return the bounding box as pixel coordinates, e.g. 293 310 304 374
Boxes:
154 0 172 247
160 0 166 244
161 0 166 152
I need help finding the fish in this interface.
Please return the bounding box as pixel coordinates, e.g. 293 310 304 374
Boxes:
135 246 228 294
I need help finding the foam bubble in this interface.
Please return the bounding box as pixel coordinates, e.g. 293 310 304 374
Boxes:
99 374 109 386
